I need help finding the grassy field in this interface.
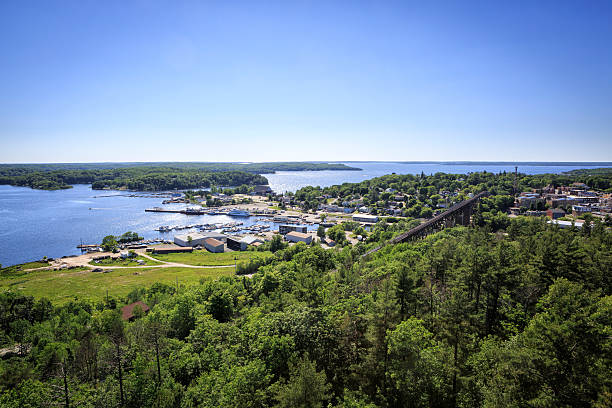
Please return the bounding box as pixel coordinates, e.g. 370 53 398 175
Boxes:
0 261 50 277
150 250 272 266
88 256 162 267
0 265 234 304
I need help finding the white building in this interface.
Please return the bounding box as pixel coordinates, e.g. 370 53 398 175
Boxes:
352 214 379 223
204 238 224 253
174 233 208 247
241 235 265 246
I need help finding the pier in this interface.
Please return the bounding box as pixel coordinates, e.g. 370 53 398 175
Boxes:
145 208 207 215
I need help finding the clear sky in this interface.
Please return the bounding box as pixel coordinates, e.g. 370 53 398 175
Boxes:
1 0 611 163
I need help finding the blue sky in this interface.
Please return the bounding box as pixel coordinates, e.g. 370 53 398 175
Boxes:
1 1 611 163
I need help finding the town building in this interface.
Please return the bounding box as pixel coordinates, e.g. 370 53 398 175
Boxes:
352 214 379 223
572 205 592 217
546 208 566 219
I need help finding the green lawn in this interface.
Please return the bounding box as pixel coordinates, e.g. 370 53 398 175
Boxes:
0 261 50 277
150 250 272 266
0 266 234 304
88 256 162 267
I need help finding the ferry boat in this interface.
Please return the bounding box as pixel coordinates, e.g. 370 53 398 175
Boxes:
227 209 250 217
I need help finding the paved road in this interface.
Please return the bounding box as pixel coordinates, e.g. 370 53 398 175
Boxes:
25 249 235 271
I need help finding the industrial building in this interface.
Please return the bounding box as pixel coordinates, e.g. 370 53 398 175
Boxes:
352 214 379 223
285 231 312 244
279 224 307 235
152 246 193 254
241 235 265 246
226 237 247 251
204 238 224 253
174 233 208 247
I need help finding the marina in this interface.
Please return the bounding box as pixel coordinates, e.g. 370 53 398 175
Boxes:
2 162 610 266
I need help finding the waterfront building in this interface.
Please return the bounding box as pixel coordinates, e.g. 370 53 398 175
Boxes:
227 237 247 251
174 233 208 247
279 224 308 235
204 238 224 253
352 214 379 223
285 231 312 244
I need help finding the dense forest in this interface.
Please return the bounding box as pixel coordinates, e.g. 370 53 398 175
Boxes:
0 162 359 190
1 214 610 407
0 168 268 191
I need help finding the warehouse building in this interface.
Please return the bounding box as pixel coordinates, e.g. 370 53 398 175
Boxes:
285 231 312 244
226 237 247 251
174 233 208 247
279 224 308 235
352 214 379 223
241 235 265 246
204 238 224 253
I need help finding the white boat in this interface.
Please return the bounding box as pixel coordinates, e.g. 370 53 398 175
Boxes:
227 209 250 217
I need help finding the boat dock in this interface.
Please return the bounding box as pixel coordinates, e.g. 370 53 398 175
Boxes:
145 208 208 215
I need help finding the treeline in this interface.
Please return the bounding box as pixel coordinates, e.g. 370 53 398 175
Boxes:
291 170 612 213
0 216 610 407
0 162 360 172
0 167 268 191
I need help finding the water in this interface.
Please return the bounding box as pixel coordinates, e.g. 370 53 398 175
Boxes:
0 184 314 267
1 162 610 266
263 162 612 193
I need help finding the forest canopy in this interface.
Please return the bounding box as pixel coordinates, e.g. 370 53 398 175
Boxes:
0 162 360 191
0 216 610 407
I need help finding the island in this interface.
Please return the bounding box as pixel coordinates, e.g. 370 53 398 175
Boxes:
0 162 361 191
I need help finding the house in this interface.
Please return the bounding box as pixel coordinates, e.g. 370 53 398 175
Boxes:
285 231 312 244
152 246 193 254
121 301 150 321
119 252 133 259
252 185 273 195
322 238 336 247
204 238 224 253
279 224 307 235
319 204 344 212
352 214 379 223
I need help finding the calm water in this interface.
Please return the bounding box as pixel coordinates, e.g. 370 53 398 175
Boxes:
0 184 313 267
1 162 610 266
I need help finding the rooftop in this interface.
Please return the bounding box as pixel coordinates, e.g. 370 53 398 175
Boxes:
121 301 150 320
204 238 223 246
286 231 310 239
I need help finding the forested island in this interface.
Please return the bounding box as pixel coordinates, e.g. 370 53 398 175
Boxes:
0 169 611 407
0 162 360 191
